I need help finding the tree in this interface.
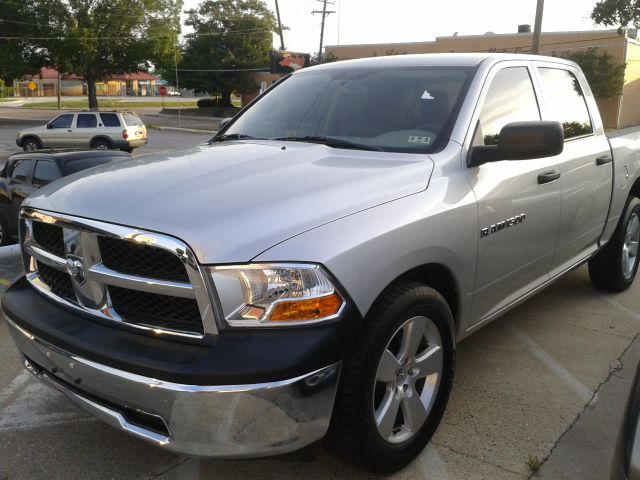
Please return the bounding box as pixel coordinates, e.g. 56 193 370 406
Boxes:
592 0 640 33
35 0 182 109
0 2 47 84
556 47 625 99
179 0 276 107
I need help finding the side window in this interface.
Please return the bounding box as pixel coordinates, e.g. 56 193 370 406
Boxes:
49 114 74 129
99 113 121 127
33 160 61 188
475 67 540 146
537 68 593 139
77 113 97 128
10 159 33 183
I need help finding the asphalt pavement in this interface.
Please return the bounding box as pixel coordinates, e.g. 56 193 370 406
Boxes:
0 251 639 479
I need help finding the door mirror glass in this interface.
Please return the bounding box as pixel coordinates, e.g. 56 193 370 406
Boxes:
46 123 52 129
469 121 564 166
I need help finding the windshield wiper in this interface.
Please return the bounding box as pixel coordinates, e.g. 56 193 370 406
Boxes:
211 133 262 142
272 136 384 151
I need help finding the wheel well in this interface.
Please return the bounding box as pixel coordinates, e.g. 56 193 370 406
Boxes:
630 177 640 200
90 136 112 147
21 135 40 146
394 264 459 326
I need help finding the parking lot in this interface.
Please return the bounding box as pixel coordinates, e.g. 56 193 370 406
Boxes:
0 107 637 479
0 249 638 479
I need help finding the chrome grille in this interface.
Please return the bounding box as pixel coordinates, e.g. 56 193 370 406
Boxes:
21 208 217 340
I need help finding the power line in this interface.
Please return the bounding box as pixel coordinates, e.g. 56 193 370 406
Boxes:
311 0 334 58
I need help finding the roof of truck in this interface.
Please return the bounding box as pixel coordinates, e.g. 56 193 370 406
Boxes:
305 52 577 70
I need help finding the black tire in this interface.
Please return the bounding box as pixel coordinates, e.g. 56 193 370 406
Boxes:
91 138 111 150
22 137 41 152
121 147 134 154
589 196 640 291
329 280 455 473
0 215 10 246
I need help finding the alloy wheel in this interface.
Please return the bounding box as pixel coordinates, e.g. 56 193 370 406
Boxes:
622 213 640 279
373 315 443 444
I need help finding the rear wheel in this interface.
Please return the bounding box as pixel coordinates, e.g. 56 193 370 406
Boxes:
329 281 455 473
91 139 111 150
589 196 640 291
22 137 41 152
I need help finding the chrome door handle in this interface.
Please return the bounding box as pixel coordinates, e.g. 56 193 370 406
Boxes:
596 155 612 166
538 171 561 184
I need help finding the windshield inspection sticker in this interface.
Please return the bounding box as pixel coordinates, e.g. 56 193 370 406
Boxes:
408 135 431 144
421 90 434 100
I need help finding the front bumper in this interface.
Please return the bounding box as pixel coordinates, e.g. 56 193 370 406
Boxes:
6 315 340 458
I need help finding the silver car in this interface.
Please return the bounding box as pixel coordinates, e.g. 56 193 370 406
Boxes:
16 110 148 153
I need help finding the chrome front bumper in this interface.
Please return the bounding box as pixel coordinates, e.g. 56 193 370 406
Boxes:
6 315 341 458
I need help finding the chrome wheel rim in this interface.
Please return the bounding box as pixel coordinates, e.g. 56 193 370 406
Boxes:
25 141 37 151
373 315 443 444
95 144 108 150
623 213 640 279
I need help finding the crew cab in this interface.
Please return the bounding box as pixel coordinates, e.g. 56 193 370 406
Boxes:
4 53 640 473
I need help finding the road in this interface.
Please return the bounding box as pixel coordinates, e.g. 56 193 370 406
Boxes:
0 253 639 479
0 119 213 158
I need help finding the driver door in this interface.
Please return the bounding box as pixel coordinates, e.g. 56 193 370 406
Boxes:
464 63 563 325
42 113 76 148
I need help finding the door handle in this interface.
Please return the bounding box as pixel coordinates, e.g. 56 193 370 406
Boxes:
67 129 72 132
538 171 561 184
596 155 613 166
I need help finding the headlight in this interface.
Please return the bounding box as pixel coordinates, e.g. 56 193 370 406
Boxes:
209 263 345 327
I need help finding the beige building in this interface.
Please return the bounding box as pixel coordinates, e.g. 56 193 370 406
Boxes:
326 29 640 129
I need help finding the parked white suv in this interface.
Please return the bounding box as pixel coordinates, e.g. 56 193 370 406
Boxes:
16 111 148 153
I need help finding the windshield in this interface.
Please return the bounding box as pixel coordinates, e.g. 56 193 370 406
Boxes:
222 65 475 153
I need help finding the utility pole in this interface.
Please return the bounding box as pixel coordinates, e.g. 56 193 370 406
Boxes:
531 0 544 54
274 0 285 50
312 0 335 61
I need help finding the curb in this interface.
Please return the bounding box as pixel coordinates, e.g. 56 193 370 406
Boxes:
0 244 21 259
148 125 215 134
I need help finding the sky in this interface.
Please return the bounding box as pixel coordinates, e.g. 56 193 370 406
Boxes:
181 0 612 55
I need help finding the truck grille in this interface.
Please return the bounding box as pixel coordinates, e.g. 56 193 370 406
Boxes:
21 209 216 340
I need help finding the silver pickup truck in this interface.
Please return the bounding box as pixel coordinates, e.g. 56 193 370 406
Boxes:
5 53 640 473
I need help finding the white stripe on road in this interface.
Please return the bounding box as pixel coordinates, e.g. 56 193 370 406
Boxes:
598 294 640 324
504 323 594 404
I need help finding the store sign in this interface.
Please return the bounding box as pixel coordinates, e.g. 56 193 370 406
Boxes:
270 51 310 74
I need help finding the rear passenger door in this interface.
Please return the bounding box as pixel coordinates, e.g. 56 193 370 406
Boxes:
33 160 62 189
99 112 123 143
533 63 613 276
74 113 99 148
464 63 563 324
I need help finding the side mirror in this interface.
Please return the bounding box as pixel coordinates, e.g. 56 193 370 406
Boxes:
46 123 52 129
469 121 564 167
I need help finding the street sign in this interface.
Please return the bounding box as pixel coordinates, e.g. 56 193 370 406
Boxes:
27 82 37 91
159 86 167 96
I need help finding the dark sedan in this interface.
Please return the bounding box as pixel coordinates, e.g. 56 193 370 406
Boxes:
0 150 130 245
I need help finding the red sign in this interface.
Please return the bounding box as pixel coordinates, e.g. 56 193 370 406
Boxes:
159 86 167 96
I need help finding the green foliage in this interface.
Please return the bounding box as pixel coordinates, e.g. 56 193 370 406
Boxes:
178 0 276 107
556 48 625 99
0 80 15 98
0 2 46 83
309 51 338 66
28 0 183 108
592 0 640 32
197 98 219 108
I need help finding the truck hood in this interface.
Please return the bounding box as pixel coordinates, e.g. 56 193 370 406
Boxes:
25 141 434 263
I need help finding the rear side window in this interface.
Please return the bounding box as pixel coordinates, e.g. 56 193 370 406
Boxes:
63 156 125 175
49 114 74 129
11 159 33 183
122 113 143 126
77 114 97 128
100 113 121 127
537 68 593 139
33 160 61 188
475 67 540 146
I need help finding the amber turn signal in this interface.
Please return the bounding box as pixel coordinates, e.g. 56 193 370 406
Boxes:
269 294 343 322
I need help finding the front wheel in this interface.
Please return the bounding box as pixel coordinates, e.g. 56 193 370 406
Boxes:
589 196 640 291
22 137 41 152
329 281 455 473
